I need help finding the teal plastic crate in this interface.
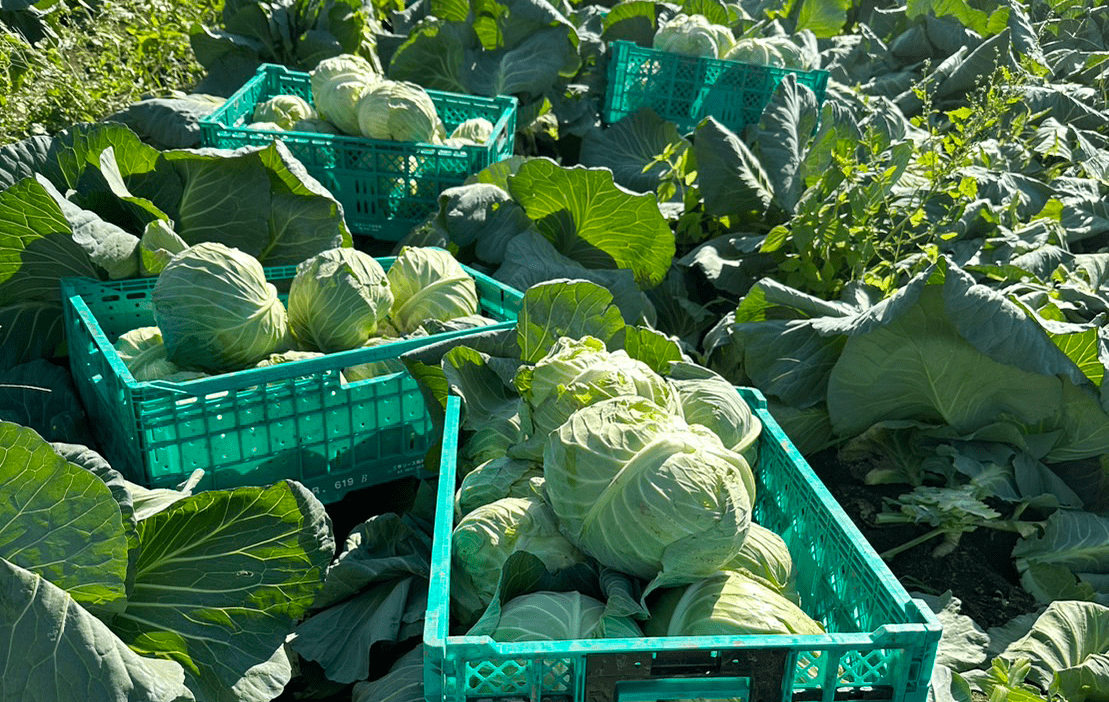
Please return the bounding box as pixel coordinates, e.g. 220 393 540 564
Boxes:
425 391 941 702
604 40 829 134
60 259 522 504
200 64 518 241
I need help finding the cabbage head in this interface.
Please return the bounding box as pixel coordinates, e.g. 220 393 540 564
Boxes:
722 36 814 70
152 243 290 373
288 248 393 353
253 94 316 130
455 457 543 518
254 350 324 367
114 327 207 382
642 569 824 637
247 121 284 131
340 336 409 383
722 522 797 597
356 79 446 144
448 117 495 145
291 118 341 134
543 396 754 583
669 374 761 467
513 336 678 456
483 591 643 641
452 494 586 606
386 246 479 334
310 53 380 135
654 13 734 58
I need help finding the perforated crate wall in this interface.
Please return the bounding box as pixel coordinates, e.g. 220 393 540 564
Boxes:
425 392 941 702
603 40 829 134
60 258 522 504
200 64 517 241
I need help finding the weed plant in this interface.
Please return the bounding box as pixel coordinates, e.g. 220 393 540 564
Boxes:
0 0 220 145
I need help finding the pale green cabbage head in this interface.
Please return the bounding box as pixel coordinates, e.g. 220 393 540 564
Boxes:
483 591 643 641
253 350 325 367
643 569 824 637
340 335 411 383
543 396 754 582
288 248 393 353
386 246 479 334
669 373 761 466
152 243 290 373
455 457 543 518
721 522 798 597
654 13 734 58
310 53 380 135
253 94 316 130
512 336 679 458
356 79 446 144
114 327 207 382
452 494 586 606
247 121 284 131
291 118 341 134
448 117 495 145
722 35 814 69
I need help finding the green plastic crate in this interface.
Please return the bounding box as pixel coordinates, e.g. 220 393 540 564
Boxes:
425 391 941 702
604 40 829 134
60 259 522 504
199 64 518 241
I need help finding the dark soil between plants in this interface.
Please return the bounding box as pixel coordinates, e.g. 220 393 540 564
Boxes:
808 450 1040 630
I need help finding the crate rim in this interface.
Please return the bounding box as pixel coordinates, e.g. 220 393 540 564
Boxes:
199 62 520 153
424 390 941 657
607 39 832 84
59 256 523 398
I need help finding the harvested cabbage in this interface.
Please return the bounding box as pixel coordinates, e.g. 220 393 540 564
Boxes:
310 53 380 135
654 13 734 58
114 327 206 382
543 396 754 583
643 569 824 636
152 243 290 373
356 79 446 144
483 591 643 641
448 117 495 145
386 246 478 334
722 35 815 70
668 370 761 466
253 94 316 130
452 494 586 606
513 335 678 456
288 248 393 353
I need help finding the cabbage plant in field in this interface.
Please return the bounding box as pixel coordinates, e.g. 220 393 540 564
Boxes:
152 242 290 373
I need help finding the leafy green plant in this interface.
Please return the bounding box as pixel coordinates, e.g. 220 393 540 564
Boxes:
0 420 334 702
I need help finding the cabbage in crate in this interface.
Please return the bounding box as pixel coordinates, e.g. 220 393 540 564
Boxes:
481 591 643 642
542 395 755 585
653 13 734 59
310 53 381 136
152 242 290 373
386 246 479 334
288 248 393 353
356 79 447 144
253 94 316 130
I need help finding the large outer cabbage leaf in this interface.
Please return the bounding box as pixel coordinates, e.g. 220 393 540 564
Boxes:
110 481 333 702
543 396 753 583
0 421 130 616
507 160 675 288
0 559 193 702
